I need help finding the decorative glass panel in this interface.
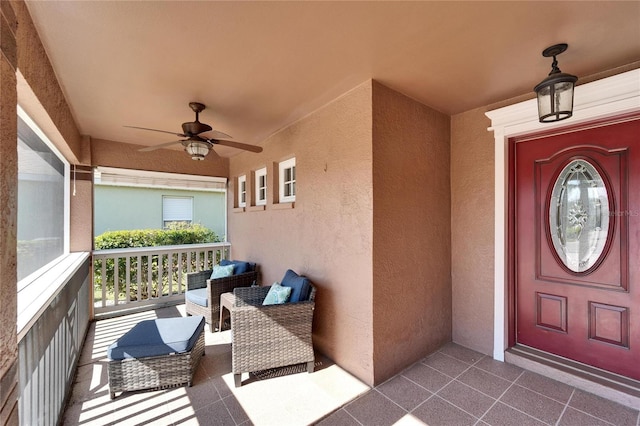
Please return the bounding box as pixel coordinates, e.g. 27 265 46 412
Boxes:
549 159 609 272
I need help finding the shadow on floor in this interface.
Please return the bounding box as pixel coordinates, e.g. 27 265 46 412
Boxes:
62 305 367 426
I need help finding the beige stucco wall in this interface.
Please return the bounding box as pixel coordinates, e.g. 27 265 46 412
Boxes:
371 82 452 383
450 107 496 355
228 81 375 384
14 1 86 165
228 80 454 386
0 2 19 421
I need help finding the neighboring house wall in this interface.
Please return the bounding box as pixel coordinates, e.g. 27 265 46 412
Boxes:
94 185 226 239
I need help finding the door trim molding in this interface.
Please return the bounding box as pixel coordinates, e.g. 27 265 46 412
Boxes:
486 69 640 361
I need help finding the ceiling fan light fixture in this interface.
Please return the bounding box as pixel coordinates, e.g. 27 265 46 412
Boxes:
534 43 578 123
184 140 210 160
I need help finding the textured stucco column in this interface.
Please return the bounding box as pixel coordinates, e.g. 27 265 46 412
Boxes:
0 2 19 424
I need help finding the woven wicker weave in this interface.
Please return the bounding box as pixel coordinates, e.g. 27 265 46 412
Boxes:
231 284 316 387
185 269 258 332
107 329 205 399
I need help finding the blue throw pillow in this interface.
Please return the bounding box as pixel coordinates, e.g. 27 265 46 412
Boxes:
231 260 251 275
220 259 252 275
211 264 234 279
262 282 292 305
281 269 311 303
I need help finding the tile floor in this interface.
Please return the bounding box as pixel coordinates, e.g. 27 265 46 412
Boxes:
319 343 640 426
62 305 640 426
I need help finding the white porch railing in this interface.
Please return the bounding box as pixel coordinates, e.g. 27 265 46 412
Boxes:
92 242 230 315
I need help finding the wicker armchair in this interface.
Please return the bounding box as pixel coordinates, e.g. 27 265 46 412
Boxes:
231 284 316 387
185 268 258 332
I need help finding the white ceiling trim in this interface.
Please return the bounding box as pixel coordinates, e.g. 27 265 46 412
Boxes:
94 166 227 192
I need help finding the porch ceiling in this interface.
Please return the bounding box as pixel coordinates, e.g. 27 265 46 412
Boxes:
24 1 640 157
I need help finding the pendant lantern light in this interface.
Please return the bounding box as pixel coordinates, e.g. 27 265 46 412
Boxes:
534 43 578 123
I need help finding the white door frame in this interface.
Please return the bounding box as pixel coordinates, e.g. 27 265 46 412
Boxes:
485 69 640 361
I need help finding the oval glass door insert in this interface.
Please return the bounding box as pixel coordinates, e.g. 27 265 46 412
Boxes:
549 159 610 272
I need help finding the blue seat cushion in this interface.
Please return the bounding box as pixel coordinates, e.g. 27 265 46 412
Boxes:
185 288 208 307
281 269 311 303
220 259 254 275
107 316 205 361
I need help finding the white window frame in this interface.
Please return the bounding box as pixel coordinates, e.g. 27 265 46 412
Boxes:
255 167 267 206
279 158 296 203
17 105 77 337
162 196 193 228
238 175 247 208
16 106 70 287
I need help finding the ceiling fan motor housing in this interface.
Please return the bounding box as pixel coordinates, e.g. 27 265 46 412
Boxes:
182 121 212 135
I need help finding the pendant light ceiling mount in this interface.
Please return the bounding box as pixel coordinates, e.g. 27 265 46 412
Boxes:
542 43 569 60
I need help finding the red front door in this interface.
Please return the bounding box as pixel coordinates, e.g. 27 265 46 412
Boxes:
514 118 640 380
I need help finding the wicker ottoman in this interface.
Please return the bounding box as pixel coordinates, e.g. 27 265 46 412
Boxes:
107 316 205 399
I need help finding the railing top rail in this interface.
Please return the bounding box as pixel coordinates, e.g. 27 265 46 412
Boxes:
92 242 230 256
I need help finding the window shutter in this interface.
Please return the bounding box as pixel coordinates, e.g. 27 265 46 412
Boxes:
162 197 193 221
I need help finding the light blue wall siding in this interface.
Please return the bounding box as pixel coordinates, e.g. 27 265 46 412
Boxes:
94 186 226 239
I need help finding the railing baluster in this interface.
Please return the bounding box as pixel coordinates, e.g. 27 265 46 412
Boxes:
136 255 141 302
168 252 174 296
147 254 152 300
177 252 183 294
101 257 106 308
114 256 119 306
158 254 161 298
125 256 131 305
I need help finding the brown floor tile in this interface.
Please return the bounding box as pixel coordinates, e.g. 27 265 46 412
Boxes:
163 378 221 415
474 356 524 382
222 394 251 425
557 407 612 426
345 390 406 426
411 396 477 426
499 384 565 424
67 307 640 426
210 375 234 399
423 352 472 378
402 363 452 392
568 389 639 426
515 371 574 403
437 380 496 418
438 343 484 365
315 408 361 426
377 375 432 411
480 402 547 426
189 399 237 425
456 367 512 398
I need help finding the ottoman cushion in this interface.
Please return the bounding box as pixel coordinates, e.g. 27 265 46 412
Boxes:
107 316 205 361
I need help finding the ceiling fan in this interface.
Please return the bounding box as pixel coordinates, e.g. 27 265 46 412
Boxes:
125 102 262 160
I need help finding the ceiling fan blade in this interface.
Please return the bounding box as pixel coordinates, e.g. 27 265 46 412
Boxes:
211 139 263 153
125 125 187 138
138 140 184 152
208 129 233 140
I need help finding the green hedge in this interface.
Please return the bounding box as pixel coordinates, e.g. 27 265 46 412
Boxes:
95 223 220 249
